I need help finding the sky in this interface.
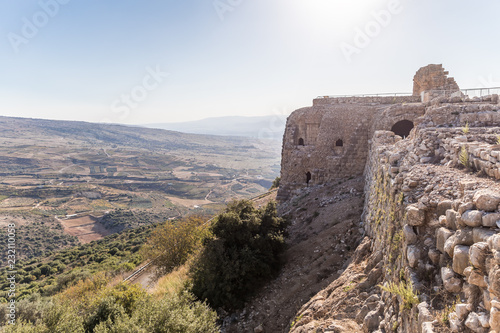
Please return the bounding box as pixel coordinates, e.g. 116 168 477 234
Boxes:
1 0 500 125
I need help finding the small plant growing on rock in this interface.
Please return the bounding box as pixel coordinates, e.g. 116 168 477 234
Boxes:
459 145 470 169
379 280 419 311
462 122 470 134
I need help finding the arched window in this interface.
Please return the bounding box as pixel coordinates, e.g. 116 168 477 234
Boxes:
391 120 414 138
335 139 344 147
306 172 312 184
298 138 305 146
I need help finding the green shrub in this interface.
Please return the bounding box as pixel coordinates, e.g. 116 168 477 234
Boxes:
379 280 419 310
190 200 287 310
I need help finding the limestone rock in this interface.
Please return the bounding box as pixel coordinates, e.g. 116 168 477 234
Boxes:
489 266 500 298
403 224 417 244
465 312 488 332
482 212 500 227
446 209 458 230
436 227 454 253
407 245 421 268
491 307 500 332
449 312 462 332
469 242 489 271
473 228 496 243
473 189 500 211
441 267 462 293
406 205 425 226
455 228 474 246
489 234 500 251
468 270 487 288
452 245 470 275
417 302 433 330
444 235 458 257
363 310 382 333
462 210 483 227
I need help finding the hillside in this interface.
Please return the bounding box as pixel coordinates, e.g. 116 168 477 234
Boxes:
0 116 280 261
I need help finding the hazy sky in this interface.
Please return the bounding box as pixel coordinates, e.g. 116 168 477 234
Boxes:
1 0 500 124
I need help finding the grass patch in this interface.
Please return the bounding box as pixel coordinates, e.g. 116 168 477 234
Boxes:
379 280 419 310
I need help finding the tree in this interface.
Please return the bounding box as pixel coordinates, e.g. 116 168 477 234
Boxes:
190 200 287 310
142 216 210 279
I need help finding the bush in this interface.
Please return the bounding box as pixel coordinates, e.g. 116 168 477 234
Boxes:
190 200 287 309
142 216 210 278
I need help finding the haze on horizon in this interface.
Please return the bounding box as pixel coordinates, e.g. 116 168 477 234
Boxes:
1 0 500 125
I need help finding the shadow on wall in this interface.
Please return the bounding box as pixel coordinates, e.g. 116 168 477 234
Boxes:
391 120 414 138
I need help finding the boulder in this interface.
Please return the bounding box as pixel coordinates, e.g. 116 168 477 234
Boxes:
461 210 483 227
456 303 469 320
455 228 474 246
407 205 425 226
453 245 470 275
489 266 500 298
473 189 500 211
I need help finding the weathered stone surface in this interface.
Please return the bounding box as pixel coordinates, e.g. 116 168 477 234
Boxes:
437 200 453 216
482 212 500 227
477 313 490 328
490 307 500 332
436 227 454 253
406 205 425 226
403 224 417 244
468 270 487 288
421 322 434 333
417 302 433 330
441 267 462 293
489 266 500 298
363 310 382 333
456 303 469 320
453 245 470 275
407 245 420 268
473 189 500 211
484 289 492 311
455 228 474 246
489 234 500 251
462 210 483 227
449 312 462 332
469 242 489 270
428 248 440 265
446 209 458 230
444 235 457 257
465 312 488 332
254 325 264 333
473 228 496 243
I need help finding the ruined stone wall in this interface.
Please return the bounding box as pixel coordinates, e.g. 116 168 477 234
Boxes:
413 64 460 96
277 100 425 201
362 126 500 332
313 95 421 106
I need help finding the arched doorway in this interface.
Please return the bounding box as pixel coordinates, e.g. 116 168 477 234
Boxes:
391 120 414 138
306 172 311 185
298 138 305 146
335 139 344 147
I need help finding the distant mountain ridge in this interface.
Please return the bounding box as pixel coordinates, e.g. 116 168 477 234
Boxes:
143 115 288 141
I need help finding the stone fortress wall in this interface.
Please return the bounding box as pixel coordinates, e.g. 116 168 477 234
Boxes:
278 64 461 201
279 64 500 332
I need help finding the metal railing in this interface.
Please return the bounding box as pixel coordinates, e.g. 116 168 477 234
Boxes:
461 87 500 98
317 92 412 98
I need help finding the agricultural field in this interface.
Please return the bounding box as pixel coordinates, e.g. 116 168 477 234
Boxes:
0 116 281 261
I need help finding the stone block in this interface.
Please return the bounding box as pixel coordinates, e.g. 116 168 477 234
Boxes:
452 245 470 275
441 267 462 293
468 270 487 288
473 228 496 243
403 225 417 244
436 227 454 253
473 189 500 212
462 210 483 227
482 213 500 227
406 205 425 226
469 242 489 271
407 245 420 268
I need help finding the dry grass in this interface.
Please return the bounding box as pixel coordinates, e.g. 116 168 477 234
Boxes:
151 265 189 298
